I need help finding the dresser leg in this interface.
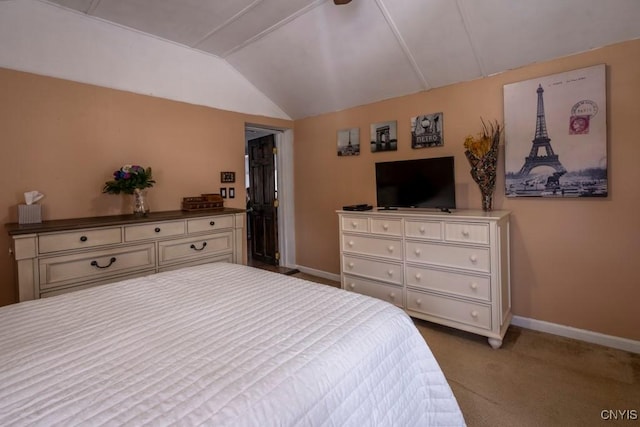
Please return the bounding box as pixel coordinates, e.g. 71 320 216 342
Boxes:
488 338 503 349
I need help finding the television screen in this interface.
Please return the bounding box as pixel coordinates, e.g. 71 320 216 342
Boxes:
375 156 456 210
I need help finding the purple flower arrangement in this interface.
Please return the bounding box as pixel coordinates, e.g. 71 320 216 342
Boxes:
102 164 155 195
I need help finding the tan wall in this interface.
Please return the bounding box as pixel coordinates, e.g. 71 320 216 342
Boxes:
294 39 640 341
0 68 292 306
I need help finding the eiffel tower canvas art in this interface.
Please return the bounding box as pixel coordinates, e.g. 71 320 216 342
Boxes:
504 65 607 198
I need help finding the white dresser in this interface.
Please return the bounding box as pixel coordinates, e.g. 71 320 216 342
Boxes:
6 209 245 301
338 209 511 348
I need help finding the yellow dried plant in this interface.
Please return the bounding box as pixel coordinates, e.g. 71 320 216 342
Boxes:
464 134 493 158
464 118 501 159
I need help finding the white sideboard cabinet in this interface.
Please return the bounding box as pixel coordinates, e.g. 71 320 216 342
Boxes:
6 209 245 301
338 209 511 348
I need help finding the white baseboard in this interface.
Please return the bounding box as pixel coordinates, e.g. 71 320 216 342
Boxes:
512 316 640 355
294 265 341 283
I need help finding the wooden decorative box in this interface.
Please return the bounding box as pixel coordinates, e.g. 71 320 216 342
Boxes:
181 194 224 211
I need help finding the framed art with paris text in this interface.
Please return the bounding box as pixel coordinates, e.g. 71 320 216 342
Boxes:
504 64 607 198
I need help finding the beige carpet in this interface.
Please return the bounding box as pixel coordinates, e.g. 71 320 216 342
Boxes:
293 272 640 427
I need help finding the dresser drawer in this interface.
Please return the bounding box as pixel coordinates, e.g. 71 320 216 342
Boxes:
405 220 442 240
342 234 402 260
39 227 122 254
40 269 156 298
343 275 402 307
157 254 233 273
124 221 185 242
341 215 369 233
406 290 492 330
444 222 489 245
39 244 156 290
406 265 490 301
342 255 403 285
370 218 402 236
406 241 490 273
158 232 233 265
187 215 234 234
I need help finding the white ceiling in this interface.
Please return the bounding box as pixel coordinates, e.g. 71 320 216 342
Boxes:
44 0 640 120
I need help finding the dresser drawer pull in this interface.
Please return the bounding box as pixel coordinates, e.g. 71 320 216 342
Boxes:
387 269 394 277
415 273 422 280
416 298 422 306
462 230 470 237
382 223 389 230
90 257 117 269
419 226 426 234
349 283 355 289
209 221 215 226
469 254 478 263
347 262 354 269
389 292 396 299
80 236 88 242
351 221 358 228
387 245 394 253
190 242 208 251
414 248 421 256
470 282 478 290
348 240 354 247
471 310 479 318
154 227 161 233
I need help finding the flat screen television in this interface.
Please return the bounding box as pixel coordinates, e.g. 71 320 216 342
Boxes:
375 156 456 210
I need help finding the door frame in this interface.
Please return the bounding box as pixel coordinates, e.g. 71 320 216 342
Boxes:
245 125 295 269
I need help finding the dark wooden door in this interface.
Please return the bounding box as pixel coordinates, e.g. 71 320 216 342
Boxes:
248 134 278 265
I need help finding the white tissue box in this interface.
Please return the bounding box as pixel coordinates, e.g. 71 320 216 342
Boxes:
18 204 42 224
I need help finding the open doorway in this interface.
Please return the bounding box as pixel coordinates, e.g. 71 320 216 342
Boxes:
245 125 296 274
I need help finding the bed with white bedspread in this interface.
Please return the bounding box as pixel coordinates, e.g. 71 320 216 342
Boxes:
0 262 465 426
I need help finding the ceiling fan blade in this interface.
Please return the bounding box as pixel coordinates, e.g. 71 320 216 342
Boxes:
334 0 352 4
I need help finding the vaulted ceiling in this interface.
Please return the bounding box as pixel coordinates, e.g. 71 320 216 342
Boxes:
45 0 640 119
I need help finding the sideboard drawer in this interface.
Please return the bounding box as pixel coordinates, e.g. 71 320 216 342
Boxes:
158 232 233 265
406 265 490 302
444 222 489 245
343 275 403 307
40 269 156 298
187 215 234 234
370 218 402 236
157 253 233 273
342 234 402 260
39 244 156 290
124 221 185 242
39 227 122 254
406 241 490 273
341 215 369 233
406 290 492 331
404 220 443 240
342 255 403 285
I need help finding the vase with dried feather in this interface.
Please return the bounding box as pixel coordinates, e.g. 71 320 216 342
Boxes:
464 119 502 211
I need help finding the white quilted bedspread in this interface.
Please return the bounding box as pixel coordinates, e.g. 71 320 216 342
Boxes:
0 263 465 426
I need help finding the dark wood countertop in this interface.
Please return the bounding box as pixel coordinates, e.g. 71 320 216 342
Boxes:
5 208 245 235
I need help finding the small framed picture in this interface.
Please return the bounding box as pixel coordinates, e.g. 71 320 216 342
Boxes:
337 128 360 156
411 112 443 148
221 172 235 183
370 120 397 152
220 187 227 198
229 188 235 199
